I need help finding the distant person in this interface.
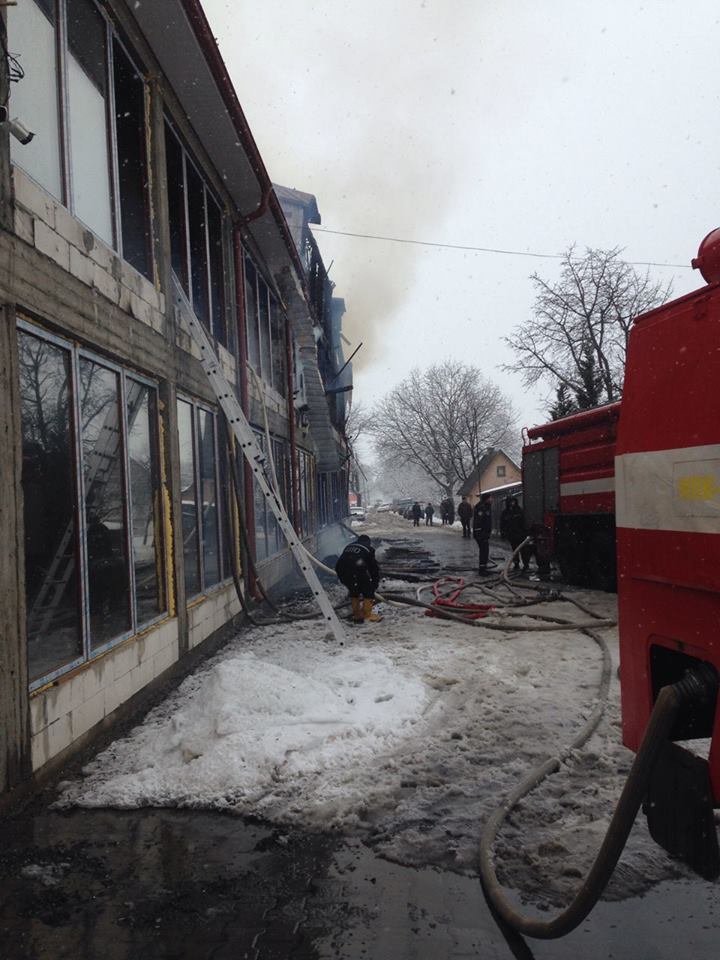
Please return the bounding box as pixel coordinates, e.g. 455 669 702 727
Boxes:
335 534 382 623
411 502 422 526
473 493 493 575
457 496 473 538
425 502 434 526
446 499 455 525
500 496 530 571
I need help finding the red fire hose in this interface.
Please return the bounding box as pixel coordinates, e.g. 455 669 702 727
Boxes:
424 576 494 620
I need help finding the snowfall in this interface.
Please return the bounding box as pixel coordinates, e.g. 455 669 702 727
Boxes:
55 519 699 911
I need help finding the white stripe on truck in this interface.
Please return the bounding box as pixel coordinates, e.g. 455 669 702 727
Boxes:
616 444 720 533
560 477 615 497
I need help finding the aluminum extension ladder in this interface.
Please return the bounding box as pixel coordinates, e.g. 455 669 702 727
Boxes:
174 283 346 643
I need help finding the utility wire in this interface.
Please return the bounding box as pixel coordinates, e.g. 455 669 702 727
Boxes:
310 225 692 270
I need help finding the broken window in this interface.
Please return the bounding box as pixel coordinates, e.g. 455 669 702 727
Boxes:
165 122 229 344
18 320 167 689
9 0 153 275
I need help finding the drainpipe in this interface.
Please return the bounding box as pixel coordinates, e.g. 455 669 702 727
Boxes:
286 319 301 534
232 225 257 589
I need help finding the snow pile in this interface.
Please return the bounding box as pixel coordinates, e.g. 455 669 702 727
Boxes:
57 627 429 826
57 586 696 907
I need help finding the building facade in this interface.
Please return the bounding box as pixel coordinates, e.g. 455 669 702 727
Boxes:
0 0 349 798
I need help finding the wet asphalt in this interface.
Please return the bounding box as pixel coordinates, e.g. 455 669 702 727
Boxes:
1 513 719 959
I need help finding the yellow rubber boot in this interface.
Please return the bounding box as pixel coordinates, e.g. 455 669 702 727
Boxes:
351 597 364 623
363 598 382 622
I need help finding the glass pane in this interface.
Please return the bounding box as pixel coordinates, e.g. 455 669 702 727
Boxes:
127 382 164 624
9 0 63 199
67 0 113 244
187 165 209 327
198 410 220 587
113 39 151 278
258 276 271 382
207 196 226 344
19 331 82 682
177 400 199 597
165 124 188 290
67 0 106 89
244 258 260 372
79 359 131 647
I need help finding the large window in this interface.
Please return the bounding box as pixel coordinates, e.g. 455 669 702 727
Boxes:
8 0 152 275
18 321 166 688
177 398 228 597
244 255 287 396
165 122 228 345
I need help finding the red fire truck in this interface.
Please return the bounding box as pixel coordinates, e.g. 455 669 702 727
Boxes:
615 229 720 876
521 401 620 589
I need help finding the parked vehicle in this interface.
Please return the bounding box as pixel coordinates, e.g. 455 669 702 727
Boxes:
521 402 620 590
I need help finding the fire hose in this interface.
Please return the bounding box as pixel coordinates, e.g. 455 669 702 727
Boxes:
479 664 719 940
390 571 718 940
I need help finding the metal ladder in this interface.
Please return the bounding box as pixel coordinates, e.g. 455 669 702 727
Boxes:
173 282 346 643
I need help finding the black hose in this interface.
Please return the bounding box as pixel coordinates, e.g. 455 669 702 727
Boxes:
479 671 715 939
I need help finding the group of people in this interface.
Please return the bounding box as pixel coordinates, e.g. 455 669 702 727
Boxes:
406 493 530 576
336 493 531 623
409 502 435 526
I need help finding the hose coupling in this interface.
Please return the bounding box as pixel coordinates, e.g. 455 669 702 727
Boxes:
672 662 719 706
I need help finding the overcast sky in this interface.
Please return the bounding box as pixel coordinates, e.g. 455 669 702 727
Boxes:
203 0 718 434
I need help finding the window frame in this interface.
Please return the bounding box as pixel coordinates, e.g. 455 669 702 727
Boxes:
165 118 229 346
176 395 229 599
10 0 153 274
244 253 288 396
18 317 167 692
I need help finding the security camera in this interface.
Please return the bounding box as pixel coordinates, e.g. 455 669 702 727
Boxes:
0 109 35 145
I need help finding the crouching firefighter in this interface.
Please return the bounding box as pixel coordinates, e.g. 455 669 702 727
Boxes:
335 534 382 623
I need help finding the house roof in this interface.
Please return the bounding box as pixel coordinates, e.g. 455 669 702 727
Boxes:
456 449 520 497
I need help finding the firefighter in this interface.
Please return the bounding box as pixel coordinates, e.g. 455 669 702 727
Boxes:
500 496 530 571
457 496 472 538
335 534 382 623
473 493 493 575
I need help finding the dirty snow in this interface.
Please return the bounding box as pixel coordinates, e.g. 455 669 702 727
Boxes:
56 548 696 909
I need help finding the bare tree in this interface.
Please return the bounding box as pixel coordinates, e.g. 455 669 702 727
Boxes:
505 246 672 406
371 361 517 500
